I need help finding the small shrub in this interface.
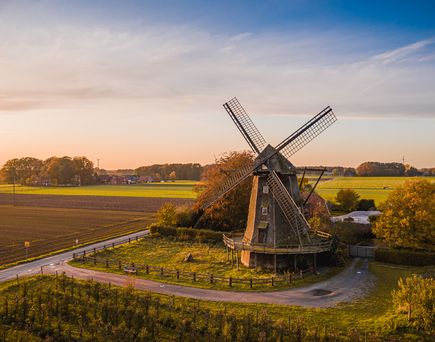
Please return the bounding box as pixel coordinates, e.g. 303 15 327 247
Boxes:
375 248 435 266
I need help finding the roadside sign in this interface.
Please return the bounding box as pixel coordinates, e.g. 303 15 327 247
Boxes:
24 241 30 248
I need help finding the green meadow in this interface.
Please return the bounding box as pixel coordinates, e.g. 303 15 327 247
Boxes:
316 176 435 205
0 181 199 199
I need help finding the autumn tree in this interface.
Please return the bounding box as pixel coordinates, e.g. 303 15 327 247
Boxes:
43 156 76 185
194 151 254 231
373 180 435 250
156 203 177 226
305 193 330 231
72 157 95 185
335 189 360 212
0 157 43 185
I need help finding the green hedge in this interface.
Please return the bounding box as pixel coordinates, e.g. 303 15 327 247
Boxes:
375 248 435 266
149 225 224 244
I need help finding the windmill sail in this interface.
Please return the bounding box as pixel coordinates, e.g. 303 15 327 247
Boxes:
267 171 311 246
276 107 337 160
224 97 267 154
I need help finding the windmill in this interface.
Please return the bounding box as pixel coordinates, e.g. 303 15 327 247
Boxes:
200 98 337 271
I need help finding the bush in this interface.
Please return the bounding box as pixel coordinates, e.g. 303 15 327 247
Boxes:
175 206 195 227
375 248 435 266
335 189 360 212
149 225 223 244
149 224 177 237
326 221 373 245
357 199 376 211
392 274 434 334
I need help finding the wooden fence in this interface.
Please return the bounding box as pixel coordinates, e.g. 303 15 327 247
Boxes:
73 253 314 289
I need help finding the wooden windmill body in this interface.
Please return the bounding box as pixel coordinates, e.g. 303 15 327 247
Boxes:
201 98 337 270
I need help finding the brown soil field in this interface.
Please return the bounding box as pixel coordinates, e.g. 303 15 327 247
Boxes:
0 205 155 265
0 193 192 212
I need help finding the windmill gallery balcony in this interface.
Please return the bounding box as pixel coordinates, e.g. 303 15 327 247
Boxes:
223 230 335 272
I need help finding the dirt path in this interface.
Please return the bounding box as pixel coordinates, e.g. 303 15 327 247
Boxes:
46 258 373 308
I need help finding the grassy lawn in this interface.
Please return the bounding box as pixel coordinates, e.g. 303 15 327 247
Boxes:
0 181 199 199
1 262 432 340
70 236 343 291
0 205 154 265
316 176 435 205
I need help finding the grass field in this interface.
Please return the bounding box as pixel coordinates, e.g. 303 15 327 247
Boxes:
0 205 154 265
316 176 435 205
71 236 342 291
0 262 432 340
0 181 198 199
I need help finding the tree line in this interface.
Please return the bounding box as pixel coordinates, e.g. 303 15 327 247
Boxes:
135 163 202 181
0 156 95 186
355 162 430 176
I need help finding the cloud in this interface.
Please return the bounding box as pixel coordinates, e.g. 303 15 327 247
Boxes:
0 20 434 120
370 39 434 65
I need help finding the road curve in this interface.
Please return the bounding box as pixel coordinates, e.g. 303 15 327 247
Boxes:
0 230 148 283
45 258 372 308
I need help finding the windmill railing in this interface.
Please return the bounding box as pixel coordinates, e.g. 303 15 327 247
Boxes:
223 234 332 255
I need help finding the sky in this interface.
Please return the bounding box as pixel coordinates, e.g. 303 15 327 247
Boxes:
0 0 434 169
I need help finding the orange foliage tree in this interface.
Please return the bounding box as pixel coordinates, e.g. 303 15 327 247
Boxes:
194 151 254 231
373 180 435 250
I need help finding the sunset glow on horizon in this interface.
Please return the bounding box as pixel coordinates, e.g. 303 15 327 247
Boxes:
1 1 434 169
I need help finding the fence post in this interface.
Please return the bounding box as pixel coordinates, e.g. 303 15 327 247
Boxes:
118 260 122 270
103 245 106 250
146 265 149 274
249 278 253 289
271 277 274 287
93 248 96 254
128 238 131 243
210 274 214 284
229 276 232 287
105 259 109 268
176 270 179 280
193 272 196 282
288 273 292 284
112 242 115 248
160 267 164 276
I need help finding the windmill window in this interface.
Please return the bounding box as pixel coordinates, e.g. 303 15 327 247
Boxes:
261 207 268 215
262 185 269 194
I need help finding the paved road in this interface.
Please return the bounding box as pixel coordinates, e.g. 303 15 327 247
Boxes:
45 258 372 308
0 230 148 283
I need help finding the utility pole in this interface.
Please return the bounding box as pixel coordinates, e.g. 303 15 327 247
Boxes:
13 170 16 207
97 158 100 169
